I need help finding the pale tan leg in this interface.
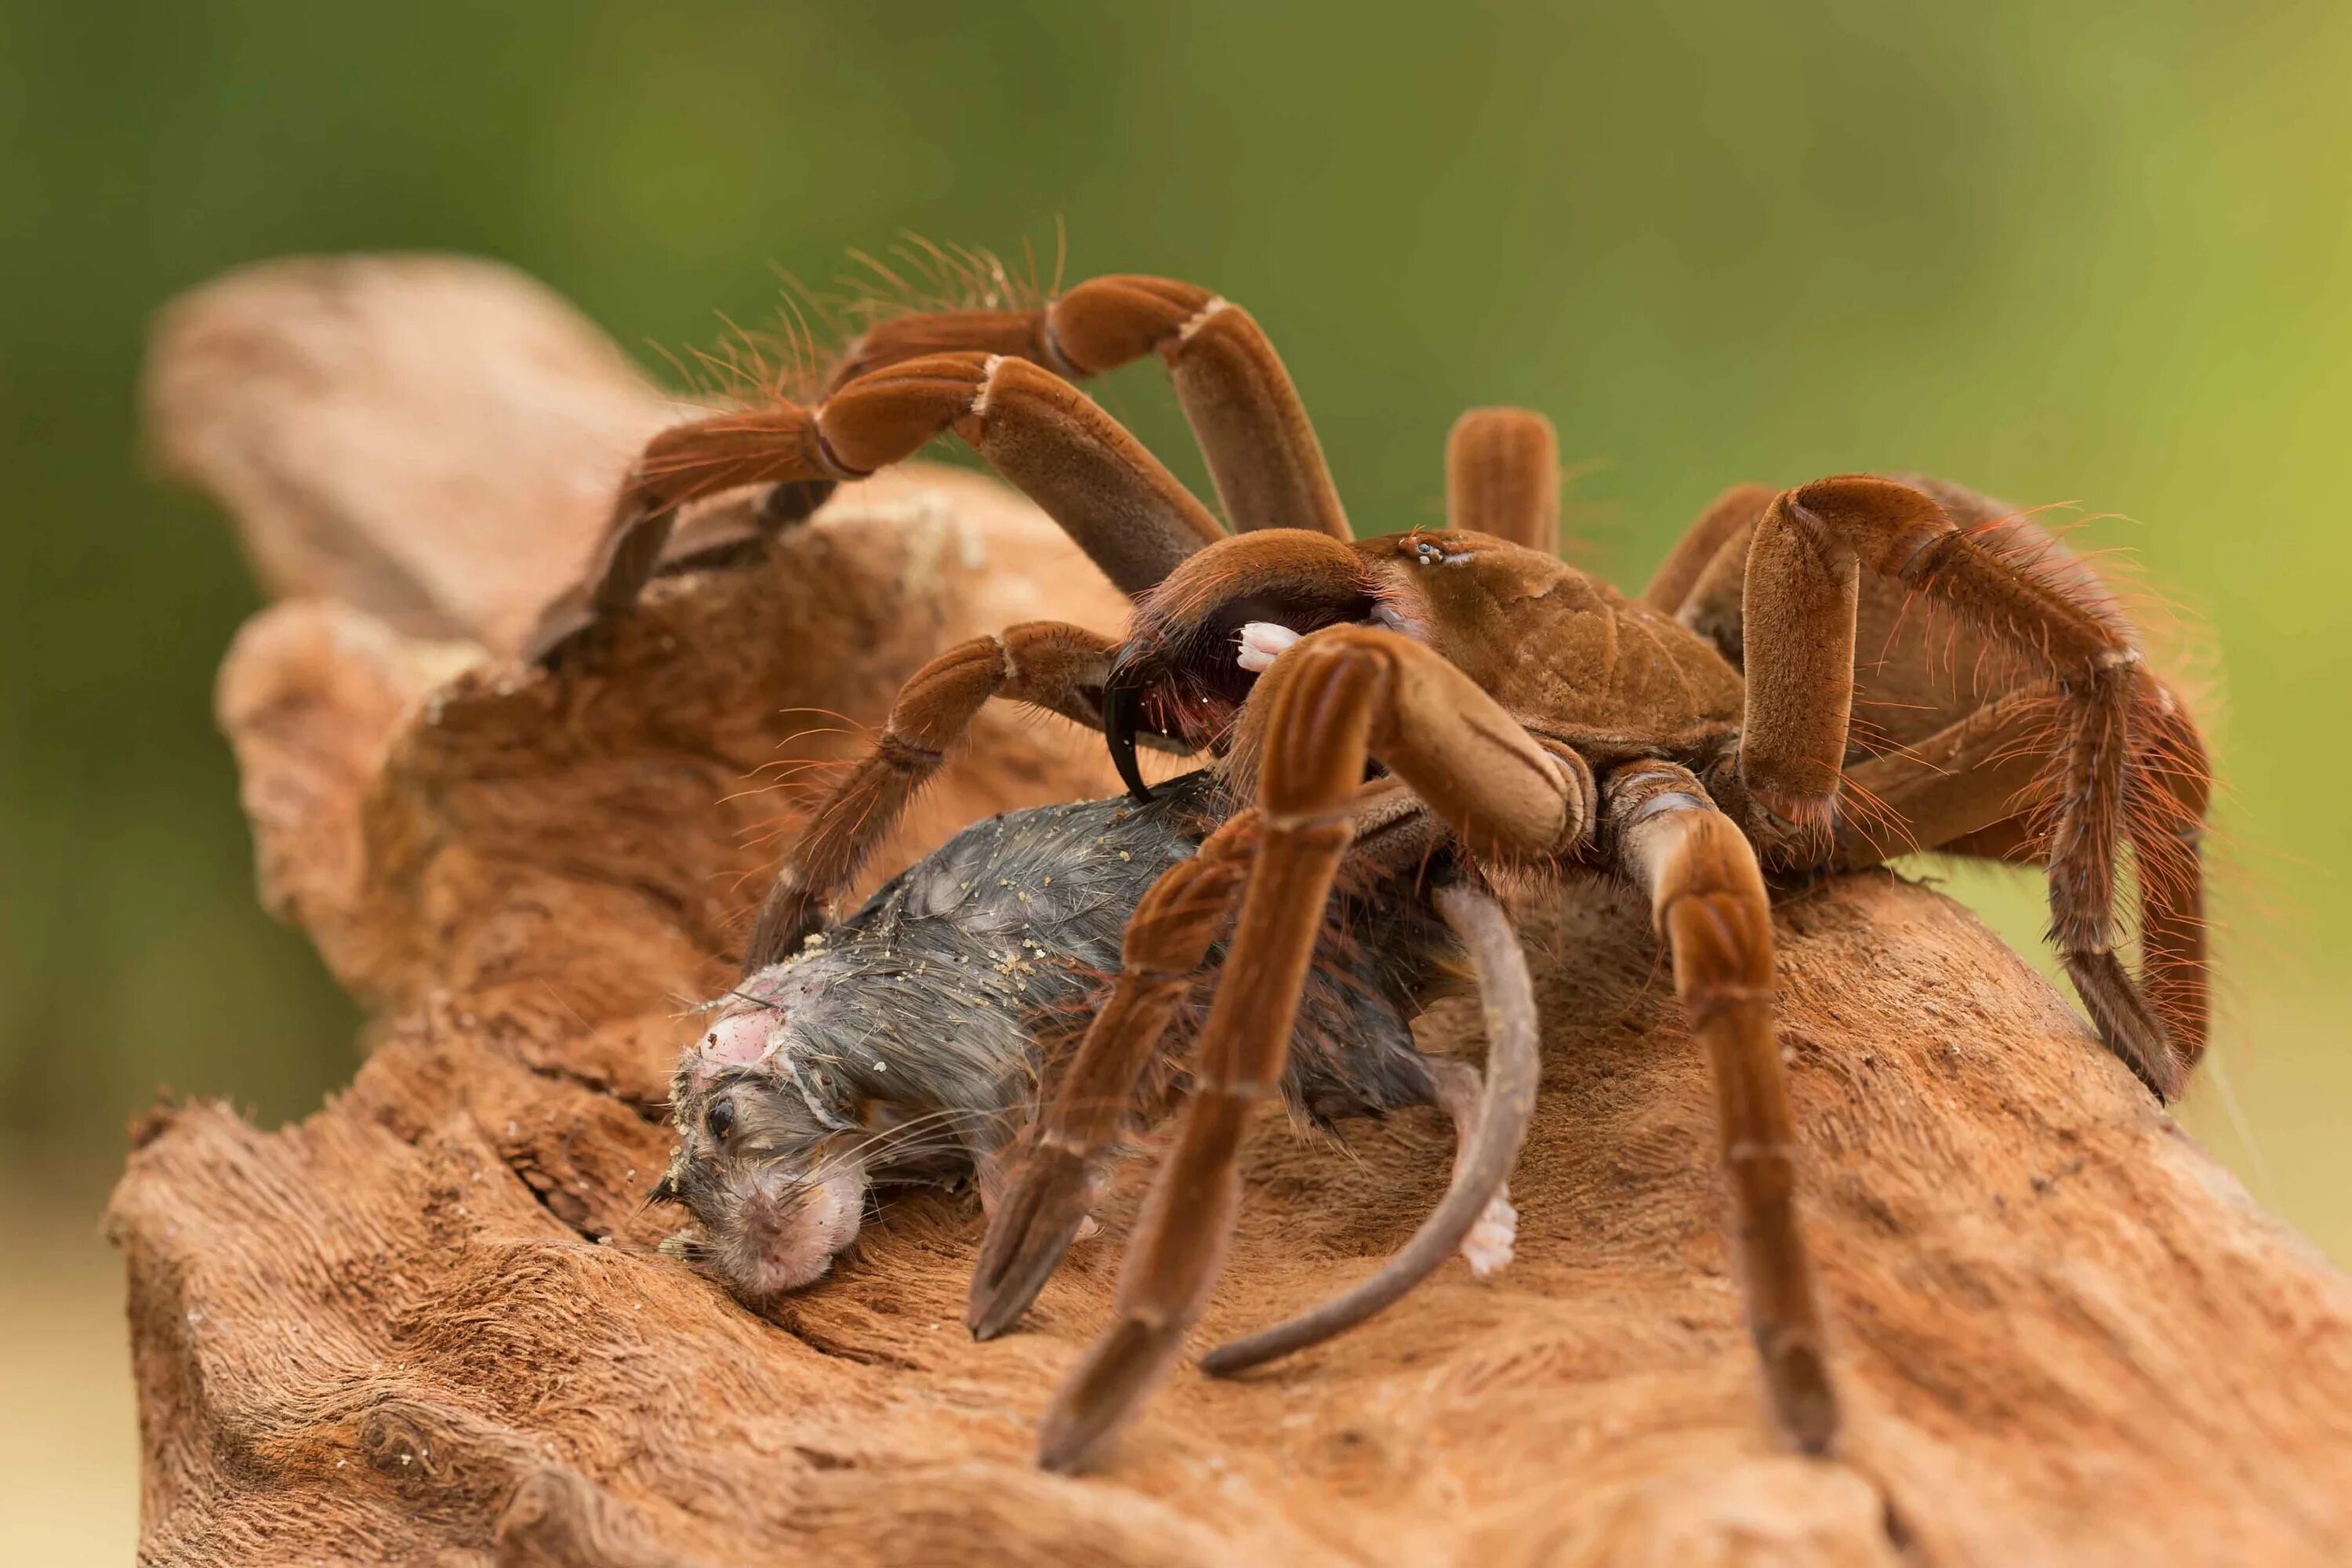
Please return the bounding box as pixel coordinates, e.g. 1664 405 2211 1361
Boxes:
1446 407 1559 553
1606 759 1837 1455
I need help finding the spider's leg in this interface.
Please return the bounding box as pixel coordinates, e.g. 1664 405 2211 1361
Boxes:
1827 680 2214 1074
1445 408 1559 554
1036 624 1591 1473
741 621 1120 972
527 350 1223 663
1605 759 1838 1455
1643 481 1777 626
1197 877 1539 1376
830 274 1349 539
1730 474 2211 1097
966 811 1260 1340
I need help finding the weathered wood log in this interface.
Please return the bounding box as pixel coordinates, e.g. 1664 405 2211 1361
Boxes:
115 255 2352 1566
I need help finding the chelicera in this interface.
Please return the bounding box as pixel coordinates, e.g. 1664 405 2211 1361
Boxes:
539 268 2212 1472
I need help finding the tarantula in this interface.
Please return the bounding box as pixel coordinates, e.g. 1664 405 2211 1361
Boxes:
535 270 2211 1472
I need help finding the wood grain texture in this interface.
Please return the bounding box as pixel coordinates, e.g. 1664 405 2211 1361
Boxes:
114 255 2352 1566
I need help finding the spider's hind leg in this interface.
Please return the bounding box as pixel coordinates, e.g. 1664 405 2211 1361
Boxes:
526 347 1225 664
1724 474 2212 1098
831 273 1352 540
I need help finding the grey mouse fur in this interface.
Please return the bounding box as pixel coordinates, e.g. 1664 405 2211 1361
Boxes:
655 769 1515 1311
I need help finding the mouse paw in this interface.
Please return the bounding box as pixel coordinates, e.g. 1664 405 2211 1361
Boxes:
1460 1188 1517 1279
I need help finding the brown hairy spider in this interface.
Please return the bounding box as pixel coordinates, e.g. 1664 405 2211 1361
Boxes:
533 269 2212 1473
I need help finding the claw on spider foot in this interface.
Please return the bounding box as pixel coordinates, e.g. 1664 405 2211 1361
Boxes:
2062 949 2183 1102
1036 1315 1185 1474
965 1144 1098 1341
1760 1331 1840 1458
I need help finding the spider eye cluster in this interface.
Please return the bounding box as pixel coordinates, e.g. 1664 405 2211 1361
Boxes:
1412 539 1445 565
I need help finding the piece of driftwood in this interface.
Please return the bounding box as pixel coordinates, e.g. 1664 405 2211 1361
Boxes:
114 255 2352 1567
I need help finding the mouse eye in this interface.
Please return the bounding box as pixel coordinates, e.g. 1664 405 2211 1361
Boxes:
705 1098 736 1140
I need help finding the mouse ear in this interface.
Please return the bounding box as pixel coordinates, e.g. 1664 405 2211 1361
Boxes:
784 1057 860 1133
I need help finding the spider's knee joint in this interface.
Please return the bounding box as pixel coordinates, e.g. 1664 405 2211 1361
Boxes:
1893 524 1962 582
1624 789 1711 827
875 732 946 771
811 426 873 482
1174 296 1232 343
968 354 1008 419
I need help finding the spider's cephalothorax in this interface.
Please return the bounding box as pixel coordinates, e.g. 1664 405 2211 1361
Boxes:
537 270 2211 1472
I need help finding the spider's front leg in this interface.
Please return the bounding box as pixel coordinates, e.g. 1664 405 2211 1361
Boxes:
966 811 1261 1340
1034 626 1592 1473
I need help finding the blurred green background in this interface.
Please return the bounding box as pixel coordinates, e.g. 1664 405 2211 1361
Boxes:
4 2 2348 1553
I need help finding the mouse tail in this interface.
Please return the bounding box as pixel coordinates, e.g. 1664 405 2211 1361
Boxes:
1199 882 1539 1377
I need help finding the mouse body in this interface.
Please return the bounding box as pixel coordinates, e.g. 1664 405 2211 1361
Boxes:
659 770 1472 1302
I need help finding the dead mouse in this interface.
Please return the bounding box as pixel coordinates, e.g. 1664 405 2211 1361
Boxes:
653 768 1533 1363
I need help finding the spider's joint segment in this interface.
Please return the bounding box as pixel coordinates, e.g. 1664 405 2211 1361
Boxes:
1624 789 1713 826
811 428 872 481
1683 986 1776 1022
2092 646 2144 672
1177 296 1233 342
876 733 946 769
1896 525 1962 582
1260 804 1360 833
971 354 1008 419
1035 314 1082 379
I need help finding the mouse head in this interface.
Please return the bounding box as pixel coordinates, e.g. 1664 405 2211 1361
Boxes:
653 971 879 1302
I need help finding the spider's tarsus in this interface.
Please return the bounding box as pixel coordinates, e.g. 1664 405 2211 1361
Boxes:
1762 1335 1841 1458
966 1145 1097 1339
1036 1316 1185 1475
